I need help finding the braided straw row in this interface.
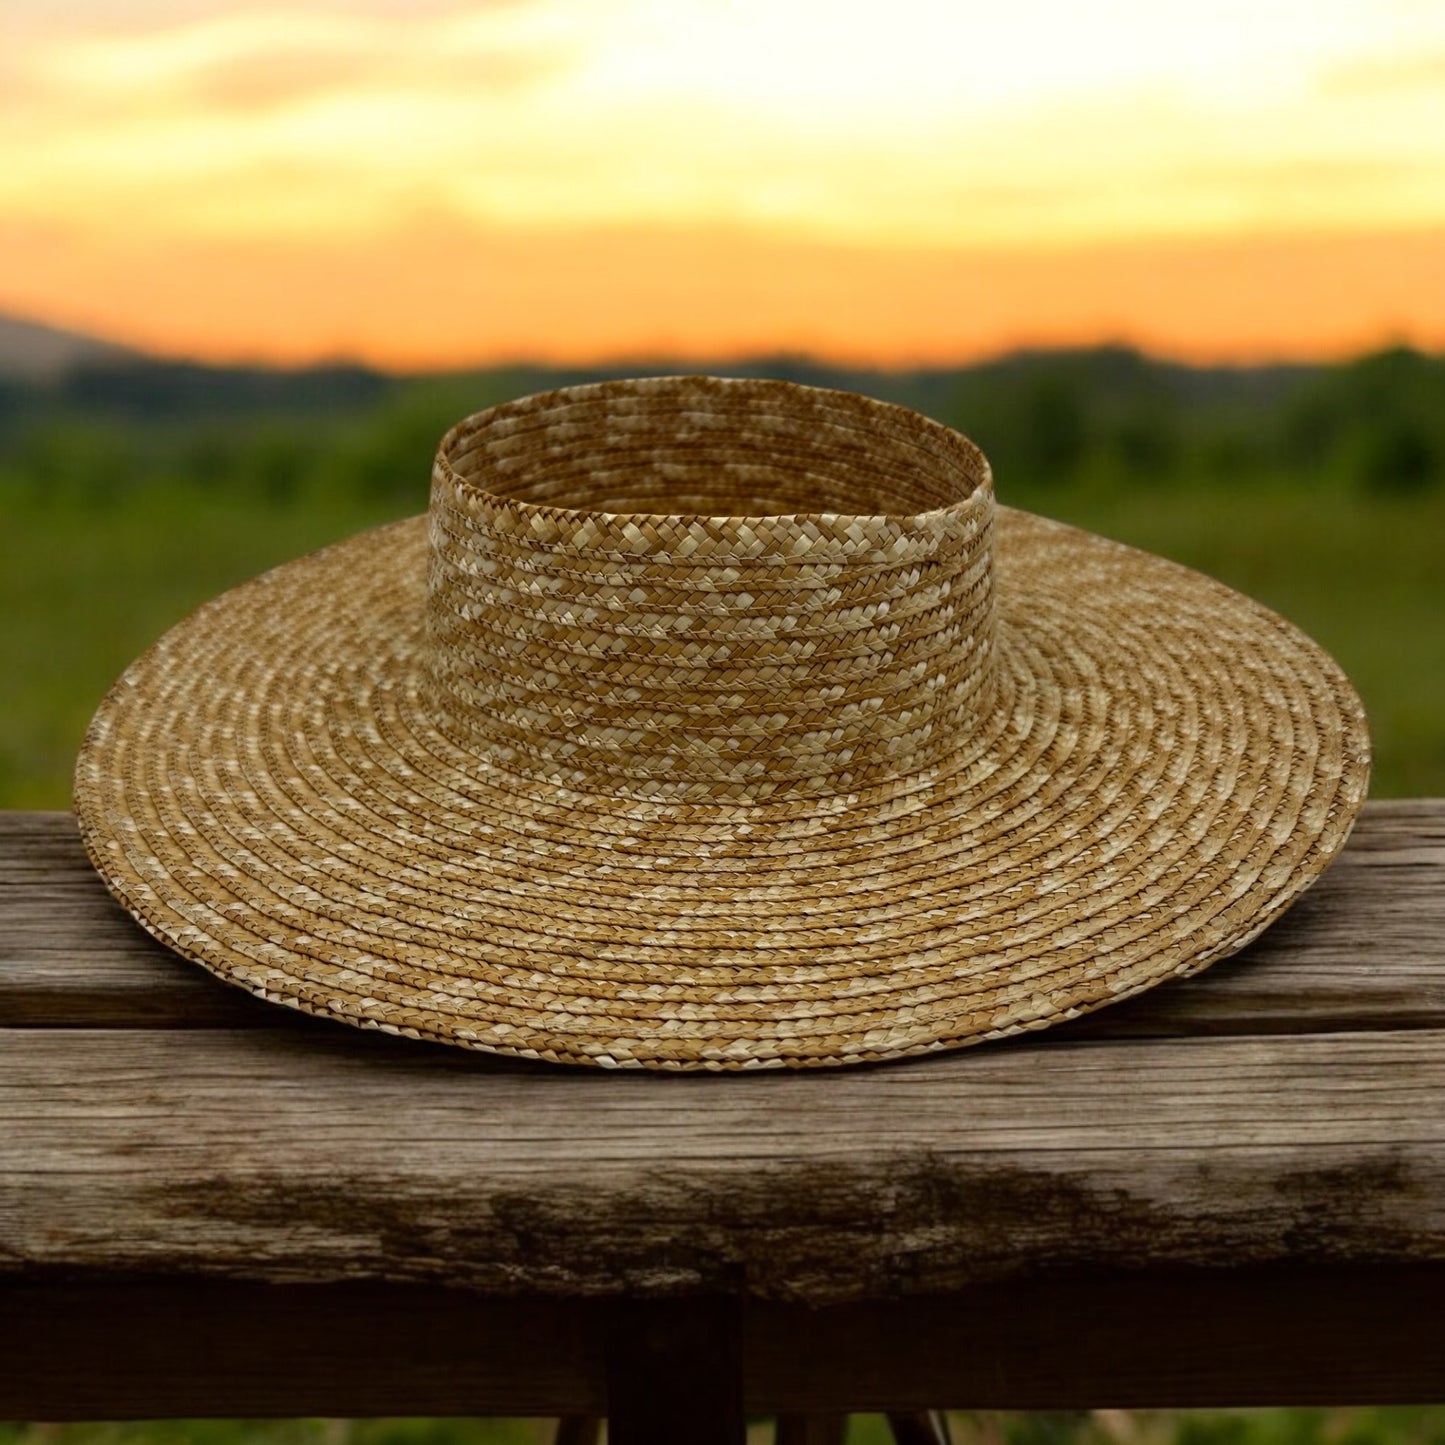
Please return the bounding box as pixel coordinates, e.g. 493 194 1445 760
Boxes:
74 377 1371 1070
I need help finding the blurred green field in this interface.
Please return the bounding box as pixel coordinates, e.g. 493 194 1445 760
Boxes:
4 1409 1445 1445
2 470 407 807
3 347 1443 806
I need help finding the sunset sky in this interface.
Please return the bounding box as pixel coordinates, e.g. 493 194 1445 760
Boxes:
3 0 1444 368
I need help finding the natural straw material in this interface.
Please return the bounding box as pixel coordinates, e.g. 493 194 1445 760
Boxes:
75 376 1371 1070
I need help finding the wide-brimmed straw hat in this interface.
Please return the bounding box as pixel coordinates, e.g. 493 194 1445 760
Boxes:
75 376 1370 1070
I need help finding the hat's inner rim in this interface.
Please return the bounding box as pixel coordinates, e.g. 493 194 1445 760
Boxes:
440 386 987 519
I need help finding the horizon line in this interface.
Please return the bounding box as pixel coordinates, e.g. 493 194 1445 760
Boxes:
4 303 1441 383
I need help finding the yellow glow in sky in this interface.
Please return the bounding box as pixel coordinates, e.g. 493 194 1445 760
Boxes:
2 0 1444 364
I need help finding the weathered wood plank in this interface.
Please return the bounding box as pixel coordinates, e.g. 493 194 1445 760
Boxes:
2 1024 1443 1302
4 1269 1444 1418
0 811 285 1028
748 1269 1445 1409
3 804 1442 1037
0 1282 603 1418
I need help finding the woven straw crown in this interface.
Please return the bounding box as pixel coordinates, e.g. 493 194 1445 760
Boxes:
74 376 1371 1070
427 379 996 804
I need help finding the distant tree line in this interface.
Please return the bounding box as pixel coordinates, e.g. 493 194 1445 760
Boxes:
1 344 1440 504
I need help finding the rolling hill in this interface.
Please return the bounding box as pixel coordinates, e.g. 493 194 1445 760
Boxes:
0 311 142 380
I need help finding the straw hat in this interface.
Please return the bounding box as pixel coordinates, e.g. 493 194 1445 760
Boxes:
74 376 1370 1070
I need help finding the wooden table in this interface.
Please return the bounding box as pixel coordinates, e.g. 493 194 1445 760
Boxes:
2 803 1443 1441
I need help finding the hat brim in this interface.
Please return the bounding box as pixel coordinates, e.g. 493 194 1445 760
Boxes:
74 506 1369 1070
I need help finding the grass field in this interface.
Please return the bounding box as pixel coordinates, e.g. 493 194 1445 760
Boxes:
2 474 407 807
4 1409 1445 1445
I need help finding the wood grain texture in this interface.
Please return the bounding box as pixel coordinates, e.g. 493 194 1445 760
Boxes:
4 804 1442 1036
0 811 285 1028
2 1022 1444 1301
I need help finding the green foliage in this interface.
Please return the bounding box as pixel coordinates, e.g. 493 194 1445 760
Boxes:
52 358 393 420
1352 417 1437 495
999 371 1089 484
1111 408 1179 479
1282 346 1445 494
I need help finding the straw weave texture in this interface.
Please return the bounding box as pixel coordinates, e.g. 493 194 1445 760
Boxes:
74 377 1371 1069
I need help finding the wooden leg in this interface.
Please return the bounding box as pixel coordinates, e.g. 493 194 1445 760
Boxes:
553 1419 604 1445
604 1295 746 1445
776 1414 849 1444
887 1412 953 1445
